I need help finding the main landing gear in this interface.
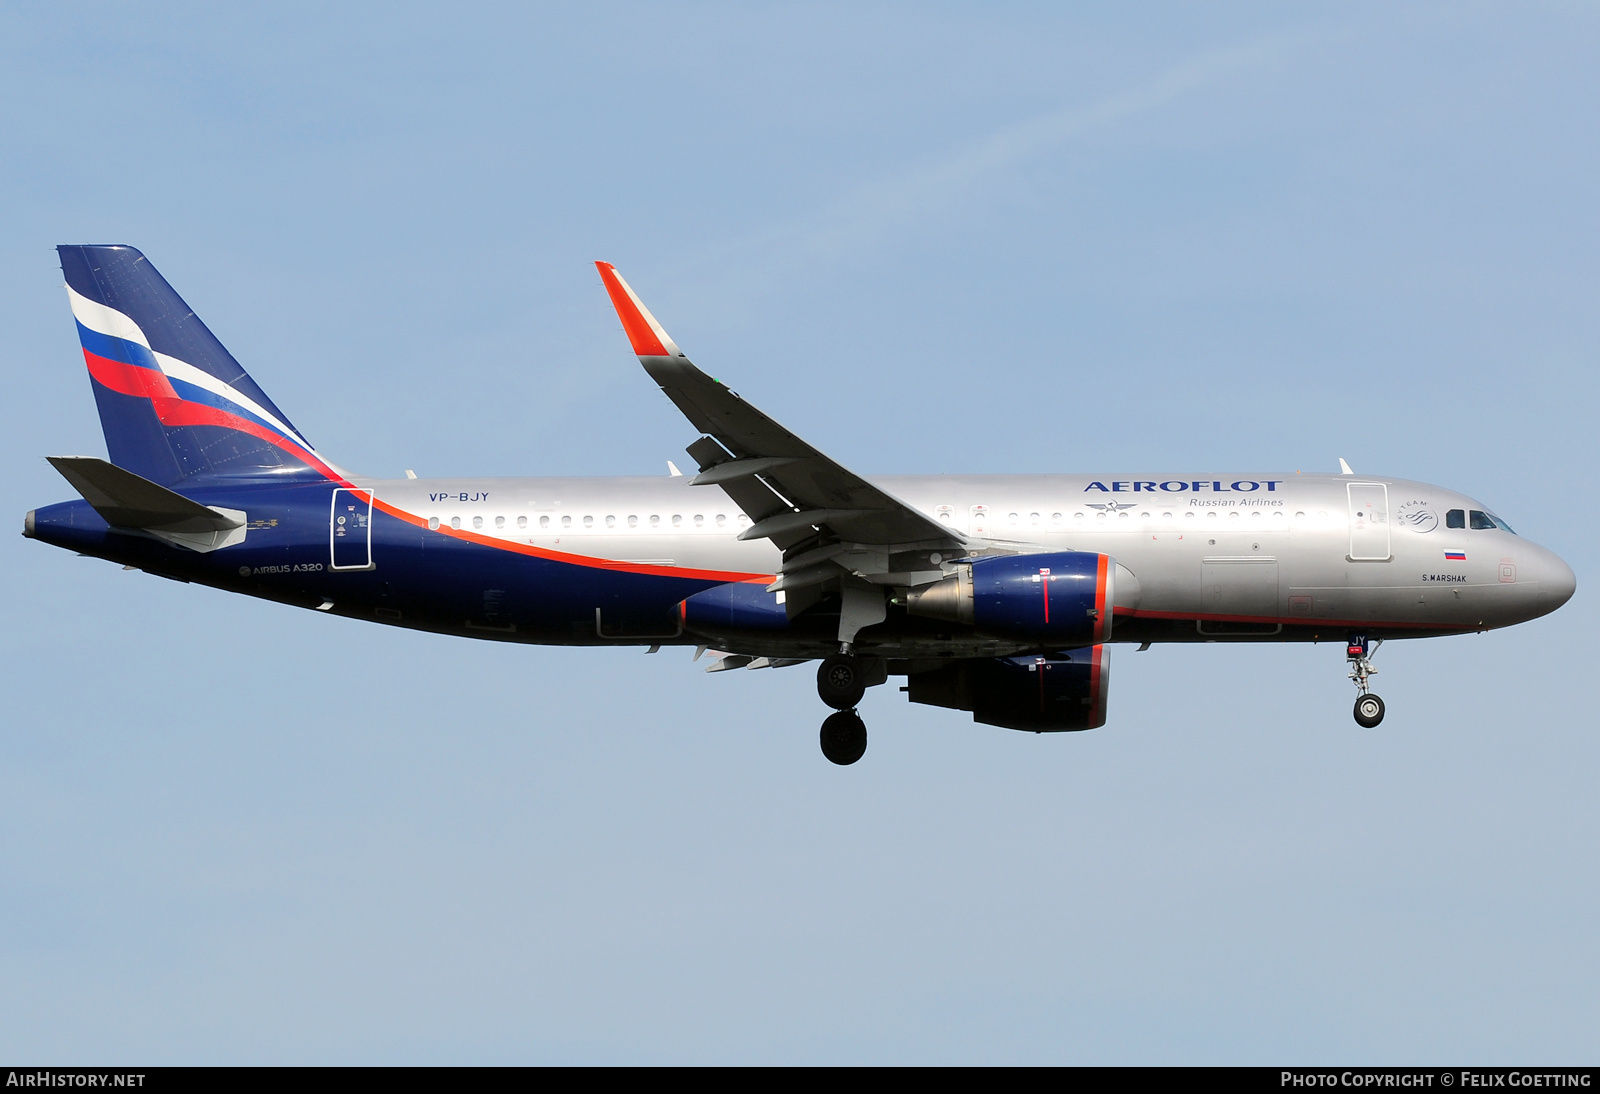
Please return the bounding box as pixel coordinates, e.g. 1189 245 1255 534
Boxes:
1347 634 1386 728
817 653 868 765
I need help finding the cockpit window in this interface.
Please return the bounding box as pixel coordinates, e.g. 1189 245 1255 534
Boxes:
1446 509 1465 529
1487 512 1515 534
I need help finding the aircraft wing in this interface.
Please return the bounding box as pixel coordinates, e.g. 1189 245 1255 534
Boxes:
596 262 964 560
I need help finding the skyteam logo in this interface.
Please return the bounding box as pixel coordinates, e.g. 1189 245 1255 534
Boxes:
1396 500 1439 533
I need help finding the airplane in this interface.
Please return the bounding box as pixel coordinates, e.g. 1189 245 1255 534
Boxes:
26 245 1577 765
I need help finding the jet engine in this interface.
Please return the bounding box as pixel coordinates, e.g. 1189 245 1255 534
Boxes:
906 647 1109 731
905 551 1136 645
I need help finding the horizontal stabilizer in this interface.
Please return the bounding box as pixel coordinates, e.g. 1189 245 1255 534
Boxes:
47 456 243 533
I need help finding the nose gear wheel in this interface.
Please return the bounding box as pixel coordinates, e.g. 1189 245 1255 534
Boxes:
1346 635 1386 728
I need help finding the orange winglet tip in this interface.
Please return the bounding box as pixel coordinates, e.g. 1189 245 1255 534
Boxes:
595 261 677 358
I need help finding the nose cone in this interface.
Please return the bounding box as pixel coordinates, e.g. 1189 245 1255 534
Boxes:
1540 550 1577 616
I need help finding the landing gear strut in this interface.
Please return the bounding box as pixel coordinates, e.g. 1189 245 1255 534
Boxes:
1347 635 1385 728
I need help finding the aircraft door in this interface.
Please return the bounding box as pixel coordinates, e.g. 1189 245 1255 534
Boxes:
330 488 375 570
1347 483 1391 561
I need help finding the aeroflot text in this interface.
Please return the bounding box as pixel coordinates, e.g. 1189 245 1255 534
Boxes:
1085 480 1284 493
1281 1076 1591 1089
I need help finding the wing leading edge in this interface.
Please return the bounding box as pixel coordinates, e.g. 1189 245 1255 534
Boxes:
596 262 964 644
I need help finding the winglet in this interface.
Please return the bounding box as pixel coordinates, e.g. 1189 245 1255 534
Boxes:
595 262 681 358
1338 457 1354 475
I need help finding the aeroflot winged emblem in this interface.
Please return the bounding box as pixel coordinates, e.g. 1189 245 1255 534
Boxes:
1085 502 1136 513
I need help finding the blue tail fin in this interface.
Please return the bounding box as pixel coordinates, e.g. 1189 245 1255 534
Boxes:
58 245 338 487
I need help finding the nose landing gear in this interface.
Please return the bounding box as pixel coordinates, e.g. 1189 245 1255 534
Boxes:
1347 635 1385 728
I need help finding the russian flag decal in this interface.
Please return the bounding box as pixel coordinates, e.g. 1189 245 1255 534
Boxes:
1444 551 1466 561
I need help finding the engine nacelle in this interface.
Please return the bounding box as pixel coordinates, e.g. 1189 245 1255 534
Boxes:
906 551 1126 645
906 647 1109 731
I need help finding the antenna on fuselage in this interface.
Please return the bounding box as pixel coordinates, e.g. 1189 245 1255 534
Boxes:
1338 458 1354 475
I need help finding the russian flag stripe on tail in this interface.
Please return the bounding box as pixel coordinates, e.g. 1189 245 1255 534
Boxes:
58 245 336 487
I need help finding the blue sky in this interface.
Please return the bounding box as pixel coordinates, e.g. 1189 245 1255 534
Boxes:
1 2 1595 1063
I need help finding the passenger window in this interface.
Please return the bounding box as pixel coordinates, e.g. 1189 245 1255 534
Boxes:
715 514 726 527
672 515 683 527
694 514 704 527
495 515 505 529
428 517 440 530
1052 512 1063 524
561 515 572 529
539 515 550 530
1446 509 1465 529
583 515 594 528
605 515 616 528
473 516 483 530
628 515 638 528
450 516 461 530
1469 510 1495 531
517 515 527 529
650 515 661 527
1030 512 1041 524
